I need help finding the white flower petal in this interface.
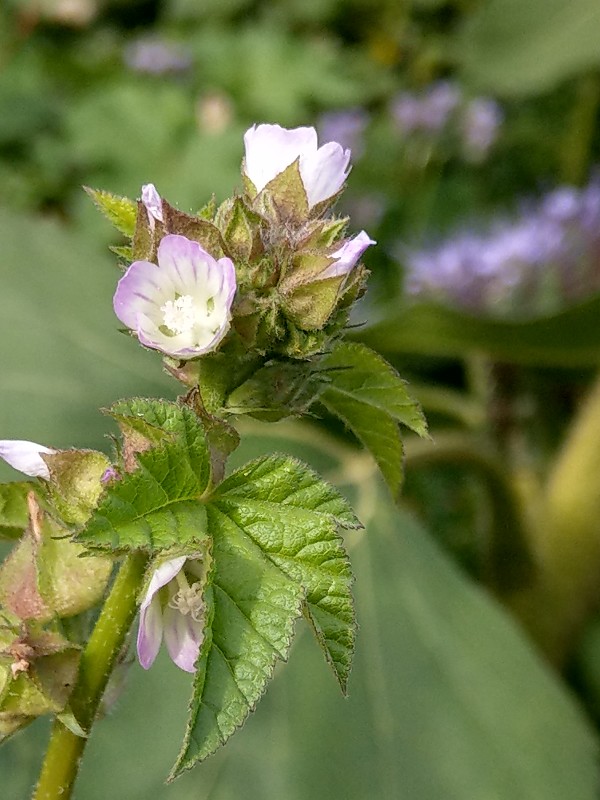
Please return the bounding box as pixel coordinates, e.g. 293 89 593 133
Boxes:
243 124 317 193
243 123 352 209
137 594 164 670
300 141 351 208
141 183 164 224
321 230 376 279
0 440 55 479
140 556 187 613
163 604 204 673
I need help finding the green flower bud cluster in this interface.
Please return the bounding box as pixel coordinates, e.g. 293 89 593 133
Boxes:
0 450 113 738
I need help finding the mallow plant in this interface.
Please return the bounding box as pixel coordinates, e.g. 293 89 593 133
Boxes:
0 123 426 799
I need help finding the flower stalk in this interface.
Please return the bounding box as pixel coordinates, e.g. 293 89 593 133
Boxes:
33 551 149 800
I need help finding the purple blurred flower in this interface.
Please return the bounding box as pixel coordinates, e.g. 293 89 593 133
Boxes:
124 37 192 75
0 440 55 479
403 178 600 317
317 108 369 160
461 98 503 163
321 231 376 279
113 234 236 358
137 556 205 673
243 123 351 209
391 81 461 135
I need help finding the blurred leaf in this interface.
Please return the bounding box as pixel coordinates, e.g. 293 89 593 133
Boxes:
458 0 600 95
187 24 388 122
358 299 600 366
318 341 427 497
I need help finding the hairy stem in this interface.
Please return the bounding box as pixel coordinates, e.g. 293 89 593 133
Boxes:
33 551 149 800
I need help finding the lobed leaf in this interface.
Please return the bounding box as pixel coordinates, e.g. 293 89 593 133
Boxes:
171 504 304 777
78 401 211 552
216 454 360 529
321 341 427 435
214 455 359 691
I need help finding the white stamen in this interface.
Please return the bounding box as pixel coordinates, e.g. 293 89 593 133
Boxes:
168 581 204 622
161 295 197 335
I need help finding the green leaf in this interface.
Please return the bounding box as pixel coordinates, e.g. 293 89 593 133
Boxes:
318 341 427 498
77 401 211 552
215 455 359 689
171 505 304 776
358 298 600 367
0 482 33 540
84 188 137 237
171 454 359 777
321 342 427 435
458 0 600 96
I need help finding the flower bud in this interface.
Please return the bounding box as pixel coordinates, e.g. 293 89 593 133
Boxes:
0 493 111 623
0 441 56 480
243 124 351 219
0 624 80 742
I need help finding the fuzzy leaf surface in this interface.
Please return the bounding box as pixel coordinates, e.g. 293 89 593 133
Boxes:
171 504 304 776
0 482 33 539
77 401 211 552
318 341 427 497
214 455 359 690
172 455 359 776
84 188 137 237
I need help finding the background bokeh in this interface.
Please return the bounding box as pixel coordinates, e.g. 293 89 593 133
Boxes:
3 0 600 797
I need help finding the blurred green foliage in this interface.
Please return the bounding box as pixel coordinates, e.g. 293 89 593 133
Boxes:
4 0 600 796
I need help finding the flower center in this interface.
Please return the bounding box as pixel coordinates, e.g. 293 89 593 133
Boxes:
168 580 204 622
160 295 198 336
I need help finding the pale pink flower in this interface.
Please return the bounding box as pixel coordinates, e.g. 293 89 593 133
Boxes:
243 123 351 209
113 234 236 358
320 230 376 279
137 556 205 673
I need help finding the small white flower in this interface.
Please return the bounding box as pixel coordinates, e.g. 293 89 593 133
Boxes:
137 556 205 673
320 230 376 279
0 440 56 479
243 123 351 209
113 234 237 358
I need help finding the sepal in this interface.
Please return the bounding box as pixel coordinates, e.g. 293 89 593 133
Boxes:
84 188 137 237
214 197 264 263
42 449 111 525
225 359 325 421
252 160 309 224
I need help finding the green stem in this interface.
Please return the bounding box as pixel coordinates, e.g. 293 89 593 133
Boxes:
33 551 149 800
